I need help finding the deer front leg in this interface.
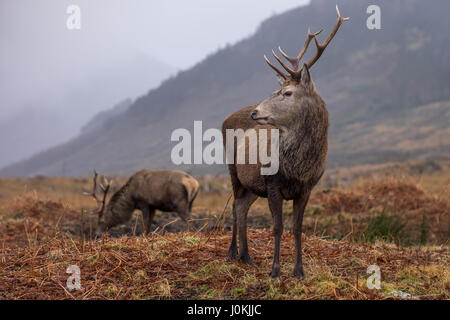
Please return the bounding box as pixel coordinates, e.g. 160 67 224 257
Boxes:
143 207 156 235
293 190 311 278
267 188 283 278
138 202 155 235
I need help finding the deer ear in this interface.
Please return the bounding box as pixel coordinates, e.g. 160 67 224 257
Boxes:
300 64 311 87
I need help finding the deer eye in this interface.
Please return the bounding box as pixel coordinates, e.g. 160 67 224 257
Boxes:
283 91 293 97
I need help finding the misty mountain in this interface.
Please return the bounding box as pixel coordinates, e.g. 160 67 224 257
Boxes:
0 55 175 169
81 99 133 134
2 0 450 177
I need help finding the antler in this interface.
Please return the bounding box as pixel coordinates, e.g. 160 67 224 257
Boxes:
265 5 349 81
264 55 287 80
304 5 349 70
85 169 111 216
278 28 323 70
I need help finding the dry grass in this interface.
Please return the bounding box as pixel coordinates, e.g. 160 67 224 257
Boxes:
1 227 448 300
307 175 449 244
0 167 449 299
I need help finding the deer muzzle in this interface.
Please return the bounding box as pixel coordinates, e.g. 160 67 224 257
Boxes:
250 108 269 124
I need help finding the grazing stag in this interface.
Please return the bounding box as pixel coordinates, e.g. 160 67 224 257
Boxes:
89 170 200 236
222 6 349 278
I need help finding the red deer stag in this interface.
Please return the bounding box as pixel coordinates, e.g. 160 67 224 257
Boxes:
89 170 200 237
222 6 349 278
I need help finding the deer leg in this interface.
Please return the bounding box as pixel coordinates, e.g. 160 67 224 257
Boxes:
235 191 258 264
268 187 283 278
138 202 154 235
174 197 190 223
228 201 238 260
292 190 311 278
228 165 240 261
143 207 156 235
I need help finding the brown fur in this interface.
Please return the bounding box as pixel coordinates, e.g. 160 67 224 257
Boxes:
222 71 329 278
96 170 199 236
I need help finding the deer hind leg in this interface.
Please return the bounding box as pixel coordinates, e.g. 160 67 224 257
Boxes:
267 187 283 278
228 201 238 260
292 191 311 278
227 165 239 260
174 199 190 222
171 186 191 223
234 190 258 264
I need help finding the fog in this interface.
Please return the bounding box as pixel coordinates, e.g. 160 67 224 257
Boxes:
0 0 308 168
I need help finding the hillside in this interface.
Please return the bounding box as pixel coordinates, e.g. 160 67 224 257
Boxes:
2 0 450 176
80 99 133 134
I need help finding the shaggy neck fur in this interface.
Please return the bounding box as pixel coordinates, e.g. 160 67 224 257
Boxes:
105 178 135 226
278 95 329 182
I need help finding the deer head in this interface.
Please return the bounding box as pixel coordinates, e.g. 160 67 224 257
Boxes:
85 170 111 235
251 5 349 129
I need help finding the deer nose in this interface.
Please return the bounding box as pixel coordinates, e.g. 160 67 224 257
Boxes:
250 110 258 120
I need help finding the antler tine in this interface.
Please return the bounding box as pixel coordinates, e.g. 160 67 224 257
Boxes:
278 28 323 70
277 46 297 68
271 50 297 78
90 169 100 205
305 5 349 69
296 28 323 66
99 176 110 192
86 169 111 216
264 55 287 80
99 182 110 214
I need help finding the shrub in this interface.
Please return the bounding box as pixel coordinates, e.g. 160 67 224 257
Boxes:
363 211 409 245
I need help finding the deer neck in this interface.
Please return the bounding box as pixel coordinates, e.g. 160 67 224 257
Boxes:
278 103 329 182
107 180 135 224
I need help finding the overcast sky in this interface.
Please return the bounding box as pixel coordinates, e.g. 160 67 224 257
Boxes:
0 0 309 119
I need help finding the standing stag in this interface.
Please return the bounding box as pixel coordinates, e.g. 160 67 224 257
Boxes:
222 6 349 278
89 169 199 236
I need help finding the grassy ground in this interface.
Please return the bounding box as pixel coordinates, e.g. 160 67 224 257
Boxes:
1 227 448 299
0 163 449 299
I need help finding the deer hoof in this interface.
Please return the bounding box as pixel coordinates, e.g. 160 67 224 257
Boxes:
228 247 238 261
239 254 254 265
293 267 305 279
270 266 281 278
